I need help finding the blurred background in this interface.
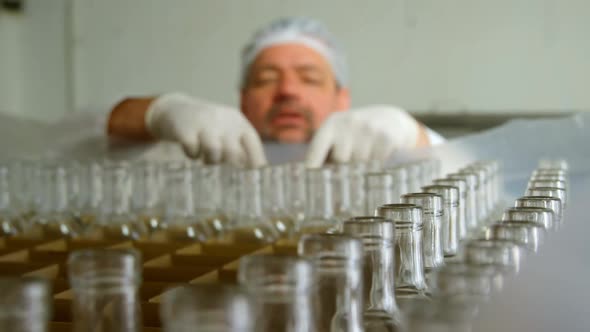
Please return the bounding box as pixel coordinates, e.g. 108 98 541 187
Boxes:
0 0 587 138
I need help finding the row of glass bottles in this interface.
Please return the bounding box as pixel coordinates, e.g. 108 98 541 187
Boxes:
0 158 443 243
0 158 568 331
409 158 568 330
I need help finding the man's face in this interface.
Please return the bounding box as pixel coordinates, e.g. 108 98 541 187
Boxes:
241 44 350 143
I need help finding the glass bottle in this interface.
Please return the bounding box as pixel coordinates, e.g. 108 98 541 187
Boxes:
490 160 502 208
431 262 504 306
377 204 427 299
529 173 568 189
349 162 368 216
470 161 497 212
484 222 546 253
385 166 408 202
404 162 422 193
526 186 567 210
32 163 79 238
161 284 254 332
532 168 567 177
224 168 278 244
331 163 354 220
68 249 142 332
130 160 163 235
459 168 488 223
221 166 241 228
284 162 307 225
401 193 445 272
238 254 317 332
193 164 227 238
486 161 499 211
447 172 479 233
261 165 294 236
97 161 147 240
463 239 525 274
531 169 569 192
422 185 460 257
501 207 555 230
73 161 103 232
433 178 468 241
297 168 340 235
515 196 563 228
538 159 568 171
8 159 38 219
364 173 395 216
0 164 22 235
161 162 212 242
298 234 364 332
342 219 403 331
64 160 83 222
0 277 51 332
527 179 566 191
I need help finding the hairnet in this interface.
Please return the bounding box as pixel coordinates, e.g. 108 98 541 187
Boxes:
240 17 348 88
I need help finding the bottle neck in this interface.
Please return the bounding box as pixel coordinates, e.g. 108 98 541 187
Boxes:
313 256 363 332
38 166 69 214
331 165 352 218
363 239 398 313
394 220 426 292
77 162 103 212
237 169 264 221
100 165 131 215
285 163 306 221
164 169 194 218
193 165 221 212
131 162 161 210
304 169 334 220
364 174 394 215
261 166 287 215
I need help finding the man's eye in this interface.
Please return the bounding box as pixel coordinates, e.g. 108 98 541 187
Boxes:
252 72 279 86
303 75 323 85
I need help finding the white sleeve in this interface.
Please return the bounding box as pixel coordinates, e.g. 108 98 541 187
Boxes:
425 127 446 146
45 109 188 162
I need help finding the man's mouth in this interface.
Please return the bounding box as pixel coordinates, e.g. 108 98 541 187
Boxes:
271 111 307 127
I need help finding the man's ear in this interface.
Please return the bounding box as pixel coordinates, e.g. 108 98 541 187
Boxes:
335 87 351 111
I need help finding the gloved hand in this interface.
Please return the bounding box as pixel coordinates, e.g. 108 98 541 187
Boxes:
306 105 421 167
146 93 267 167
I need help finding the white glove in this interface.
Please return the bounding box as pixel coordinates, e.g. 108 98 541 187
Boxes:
146 93 267 167
306 105 420 167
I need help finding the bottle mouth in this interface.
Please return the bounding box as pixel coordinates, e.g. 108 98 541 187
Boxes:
394 221 423 232
423 211 444 217
348 216 387 222
244 276 316 300
68 249 142 291
355 234 394 250
381 203 416 208
312 254 361 273
70 272 141 294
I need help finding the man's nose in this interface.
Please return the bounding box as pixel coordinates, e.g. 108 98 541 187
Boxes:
275 75 301 98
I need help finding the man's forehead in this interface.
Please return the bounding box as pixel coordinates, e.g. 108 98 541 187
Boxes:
251 43 332 71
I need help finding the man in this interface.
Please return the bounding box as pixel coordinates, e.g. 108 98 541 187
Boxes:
108 17 443 168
